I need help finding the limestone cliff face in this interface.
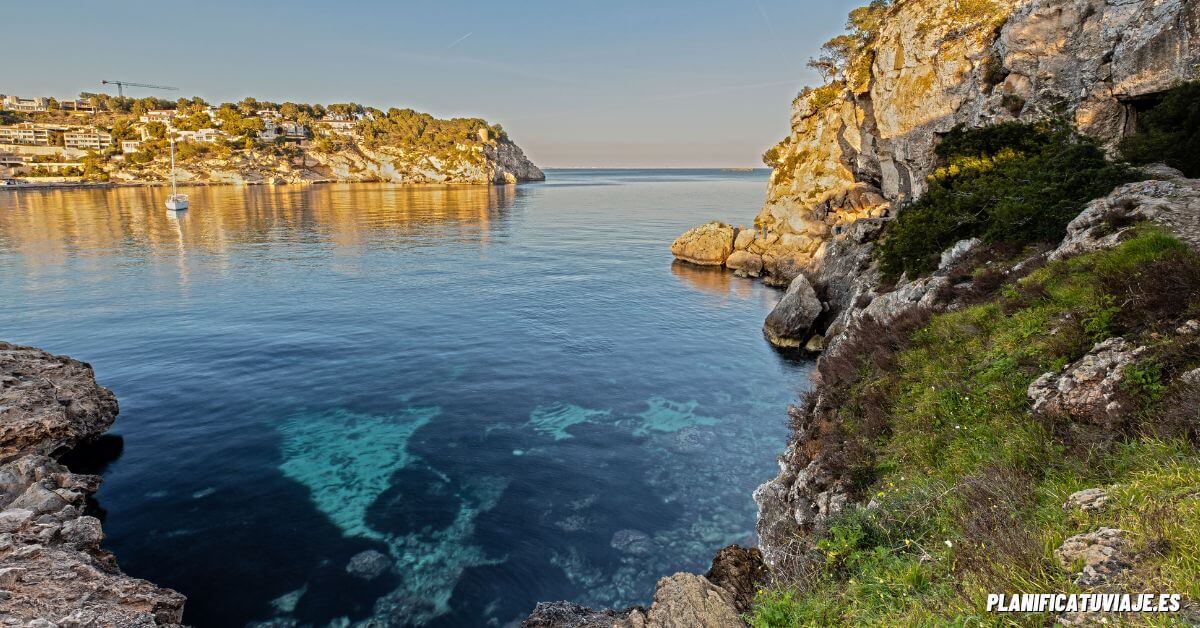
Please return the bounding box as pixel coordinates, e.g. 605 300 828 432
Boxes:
112 137 544 187
675 0 1200 282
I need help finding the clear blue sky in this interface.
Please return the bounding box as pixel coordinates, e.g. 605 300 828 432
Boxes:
5 0 861 167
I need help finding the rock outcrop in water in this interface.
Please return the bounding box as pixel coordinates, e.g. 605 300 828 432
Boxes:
0 342 186 626
522 545 766 628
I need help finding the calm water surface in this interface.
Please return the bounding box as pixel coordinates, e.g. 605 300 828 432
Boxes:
0 170 809 627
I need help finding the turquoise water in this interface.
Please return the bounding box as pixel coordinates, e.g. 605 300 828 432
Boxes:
0 170 809 627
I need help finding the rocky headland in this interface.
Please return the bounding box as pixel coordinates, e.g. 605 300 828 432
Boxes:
0 342 186 626
528 0 1200 625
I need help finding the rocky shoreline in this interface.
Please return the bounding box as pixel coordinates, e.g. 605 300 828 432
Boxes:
524 0 1200 624
0 342 186 626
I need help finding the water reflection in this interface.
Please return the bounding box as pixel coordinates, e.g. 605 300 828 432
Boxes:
670 260 768 301
0 184 520 263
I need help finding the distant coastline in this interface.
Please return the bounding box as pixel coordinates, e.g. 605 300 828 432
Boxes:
1 93 544 187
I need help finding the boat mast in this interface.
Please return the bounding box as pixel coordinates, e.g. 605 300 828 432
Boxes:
169 136 177 197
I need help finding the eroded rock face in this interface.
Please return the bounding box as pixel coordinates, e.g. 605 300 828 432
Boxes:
0 343 119 462
670 222 736 266
1028 337 1147 430
1051 175 1200 260
0 343 186 626
673 0 1199 283
762 275 823 349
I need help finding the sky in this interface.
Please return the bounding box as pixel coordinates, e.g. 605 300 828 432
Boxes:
5 0 862 168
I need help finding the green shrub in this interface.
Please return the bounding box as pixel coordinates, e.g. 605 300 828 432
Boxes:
877 120 1134 277
1119 81 1200 177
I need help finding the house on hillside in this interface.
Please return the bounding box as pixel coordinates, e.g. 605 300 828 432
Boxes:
59 99 96 113
1 96 49 112
175 128 225 143
139 110 177 124
279 121 308 140
258 120 279 142
316 118 357 136
63 128 113 150
0 123 55 146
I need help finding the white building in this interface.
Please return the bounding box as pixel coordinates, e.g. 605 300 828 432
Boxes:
59 99 96 113
175 128 225 143
139 110 177 123
279 121 308 139
120 140 141 154
63 128 113 150
258 120 279 142
0 123 55 146
1 96 49 112
316 118 357 135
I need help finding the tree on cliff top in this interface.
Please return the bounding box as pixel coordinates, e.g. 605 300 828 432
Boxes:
806 0 892 86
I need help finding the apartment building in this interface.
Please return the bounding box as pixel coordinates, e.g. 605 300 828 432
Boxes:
63 128 113 150
0 123 54 146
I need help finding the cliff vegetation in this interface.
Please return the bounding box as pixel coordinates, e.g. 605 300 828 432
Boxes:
749 80 1200 624
753 222 1200 625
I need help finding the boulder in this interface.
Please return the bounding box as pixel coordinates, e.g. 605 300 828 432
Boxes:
0 344 186 626
724 250 763 276
704 545 768 613
625 573 742 628
733 228 757 251
346 549 391 580
1028 338 1146 430
1054 528 1131 585
671 222 736 266
762 275 823 348
1063 488 1109 513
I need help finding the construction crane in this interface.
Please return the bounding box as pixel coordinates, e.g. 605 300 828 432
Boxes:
100 80 180 98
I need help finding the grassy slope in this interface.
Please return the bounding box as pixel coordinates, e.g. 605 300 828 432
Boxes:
753 227 1200 626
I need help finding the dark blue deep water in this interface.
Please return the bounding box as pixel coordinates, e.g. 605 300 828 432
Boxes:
0 169 809 627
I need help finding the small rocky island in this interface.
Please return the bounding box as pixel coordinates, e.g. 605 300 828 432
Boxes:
0 343 185 626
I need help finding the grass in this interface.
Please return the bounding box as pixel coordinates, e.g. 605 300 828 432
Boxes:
752 228 1200 626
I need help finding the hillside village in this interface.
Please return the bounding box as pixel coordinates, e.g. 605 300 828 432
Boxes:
0 91 543 186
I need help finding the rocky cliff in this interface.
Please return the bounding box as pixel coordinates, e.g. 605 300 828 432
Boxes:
109 136 544 187
601 0 1200 625
0 342 186 626
673 0 1200 286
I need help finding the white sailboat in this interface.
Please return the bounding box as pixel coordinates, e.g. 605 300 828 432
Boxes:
164 136 189 211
